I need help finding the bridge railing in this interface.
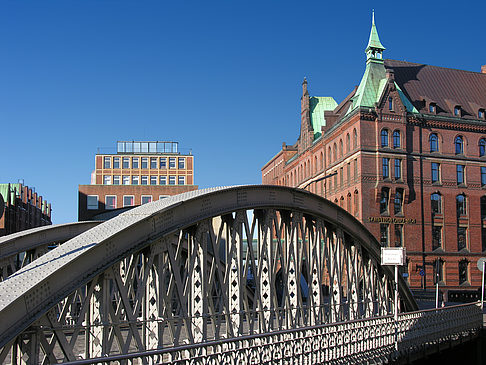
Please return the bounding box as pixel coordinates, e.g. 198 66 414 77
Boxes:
60 302 482 365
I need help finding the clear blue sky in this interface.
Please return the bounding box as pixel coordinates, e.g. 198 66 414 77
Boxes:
1 1 485 224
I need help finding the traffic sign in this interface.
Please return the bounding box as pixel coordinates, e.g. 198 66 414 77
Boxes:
419 269 425 277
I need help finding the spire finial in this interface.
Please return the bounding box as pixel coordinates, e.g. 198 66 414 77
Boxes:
372 9 375 25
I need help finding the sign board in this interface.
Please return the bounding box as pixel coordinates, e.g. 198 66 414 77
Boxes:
381 247 406 266
419 269 425 277
477 257 486 272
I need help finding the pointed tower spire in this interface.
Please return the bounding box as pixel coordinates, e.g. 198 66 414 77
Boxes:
365 10 385 63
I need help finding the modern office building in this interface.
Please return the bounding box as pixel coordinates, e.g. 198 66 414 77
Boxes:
0 183 52 236
262 16 486 299
78 141 197 220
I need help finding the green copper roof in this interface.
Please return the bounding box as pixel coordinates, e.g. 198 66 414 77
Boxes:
366 12 385 52
348 62 387 112
310 96 337 139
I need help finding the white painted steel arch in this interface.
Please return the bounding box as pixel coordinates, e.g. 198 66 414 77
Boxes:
0 185 417 362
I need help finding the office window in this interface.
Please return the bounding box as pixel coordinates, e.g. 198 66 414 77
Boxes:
381 129 389 147
382 158 390 179
394 159 401 180
429 133 439 152
123 195 134 207
431 193 442 214
169 157 176 169
333 143 337 161
178 176 185 185
433 260 444 284
354 190 359 216
347 162 351 182
432 226 442 250
456 165 465 184
160 158 167 169
393 130 400 148
394 189 403 215
87 195 98 210
132 157 139 169
122 175 130 185
459 260 468 284
122 157 130 169
455 136 463 155
346 133 350 153
394 224 403 247
141 157 148 169
481 167 486 186
141 195 152 205
169 176 176 185
150 176 157 185
479 109 485 120
141 176 148 185
429 103 436 114
339 167 343 186
105 196 116 210
132 176 139 185
103 156 111 169
380 224 389 246
388 97 393 111
380 188 389 214
160 176 167 185
456 194 466 216
113 175 120 185
103 175 111 185
431 162 440 183
178 157 185 169
112 157 120 169
150 157 157 169
480 139 486 157
353 129 357 148
354 159 358 178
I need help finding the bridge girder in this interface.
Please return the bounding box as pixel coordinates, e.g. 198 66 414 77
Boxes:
0 186 417 364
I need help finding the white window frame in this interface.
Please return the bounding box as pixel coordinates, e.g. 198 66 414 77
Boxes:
150 176 157 185
160 157 167 169
122 157 130 169
141 195 152 205
103 175 112 185
122 175 130 185
132 157 139 169
160 176 167 185
169 175 176 185
132 175 139 185
113 175 120 185
113 157 120 169
178 176 185 185
87 195 99 210
141 176 148 185
169 157 176 169
123 195 135 207
141 157 148 169
178 157 185 169
105 195 117 210
103 156 111 169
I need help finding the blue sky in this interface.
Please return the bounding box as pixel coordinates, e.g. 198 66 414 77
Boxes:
1 0 485 224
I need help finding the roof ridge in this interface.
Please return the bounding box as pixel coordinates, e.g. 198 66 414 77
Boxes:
386 59 486 76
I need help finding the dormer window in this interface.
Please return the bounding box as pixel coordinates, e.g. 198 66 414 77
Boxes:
479 109 485 120
429 103 436 114
454 106 461 117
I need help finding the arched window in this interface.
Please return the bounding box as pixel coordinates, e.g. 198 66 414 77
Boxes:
314 156 317 173
353 129 357 149
479 138 486 157
333 143 337 162
431 193 442 214
459 259 468 284
381 129 389 147
339 140 343 158
346 133 350 153
394 189 403 215
328 147 332 164
347 193 351 212
430 133 439 152
354 190 359 216
456 194 467 216
393 130 401 148
320 151 324 169
455 136 464 155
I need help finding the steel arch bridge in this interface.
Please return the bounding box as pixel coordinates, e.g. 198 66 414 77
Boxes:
0 185 418 364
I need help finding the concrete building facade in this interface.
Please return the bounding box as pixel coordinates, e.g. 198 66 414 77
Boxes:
79 141 198 220
262 16 486 299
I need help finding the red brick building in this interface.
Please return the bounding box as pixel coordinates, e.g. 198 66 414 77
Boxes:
262 16 486 299
0 183 52 236
79 141 198 220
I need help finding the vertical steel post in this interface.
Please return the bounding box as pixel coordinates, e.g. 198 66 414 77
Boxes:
435 258 439 309
394 264 398 352
482 261 485 310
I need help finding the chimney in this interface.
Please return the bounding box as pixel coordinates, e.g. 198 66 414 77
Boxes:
482 65 486 74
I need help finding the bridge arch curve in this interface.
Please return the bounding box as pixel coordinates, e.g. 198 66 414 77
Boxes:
0 185 417 362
